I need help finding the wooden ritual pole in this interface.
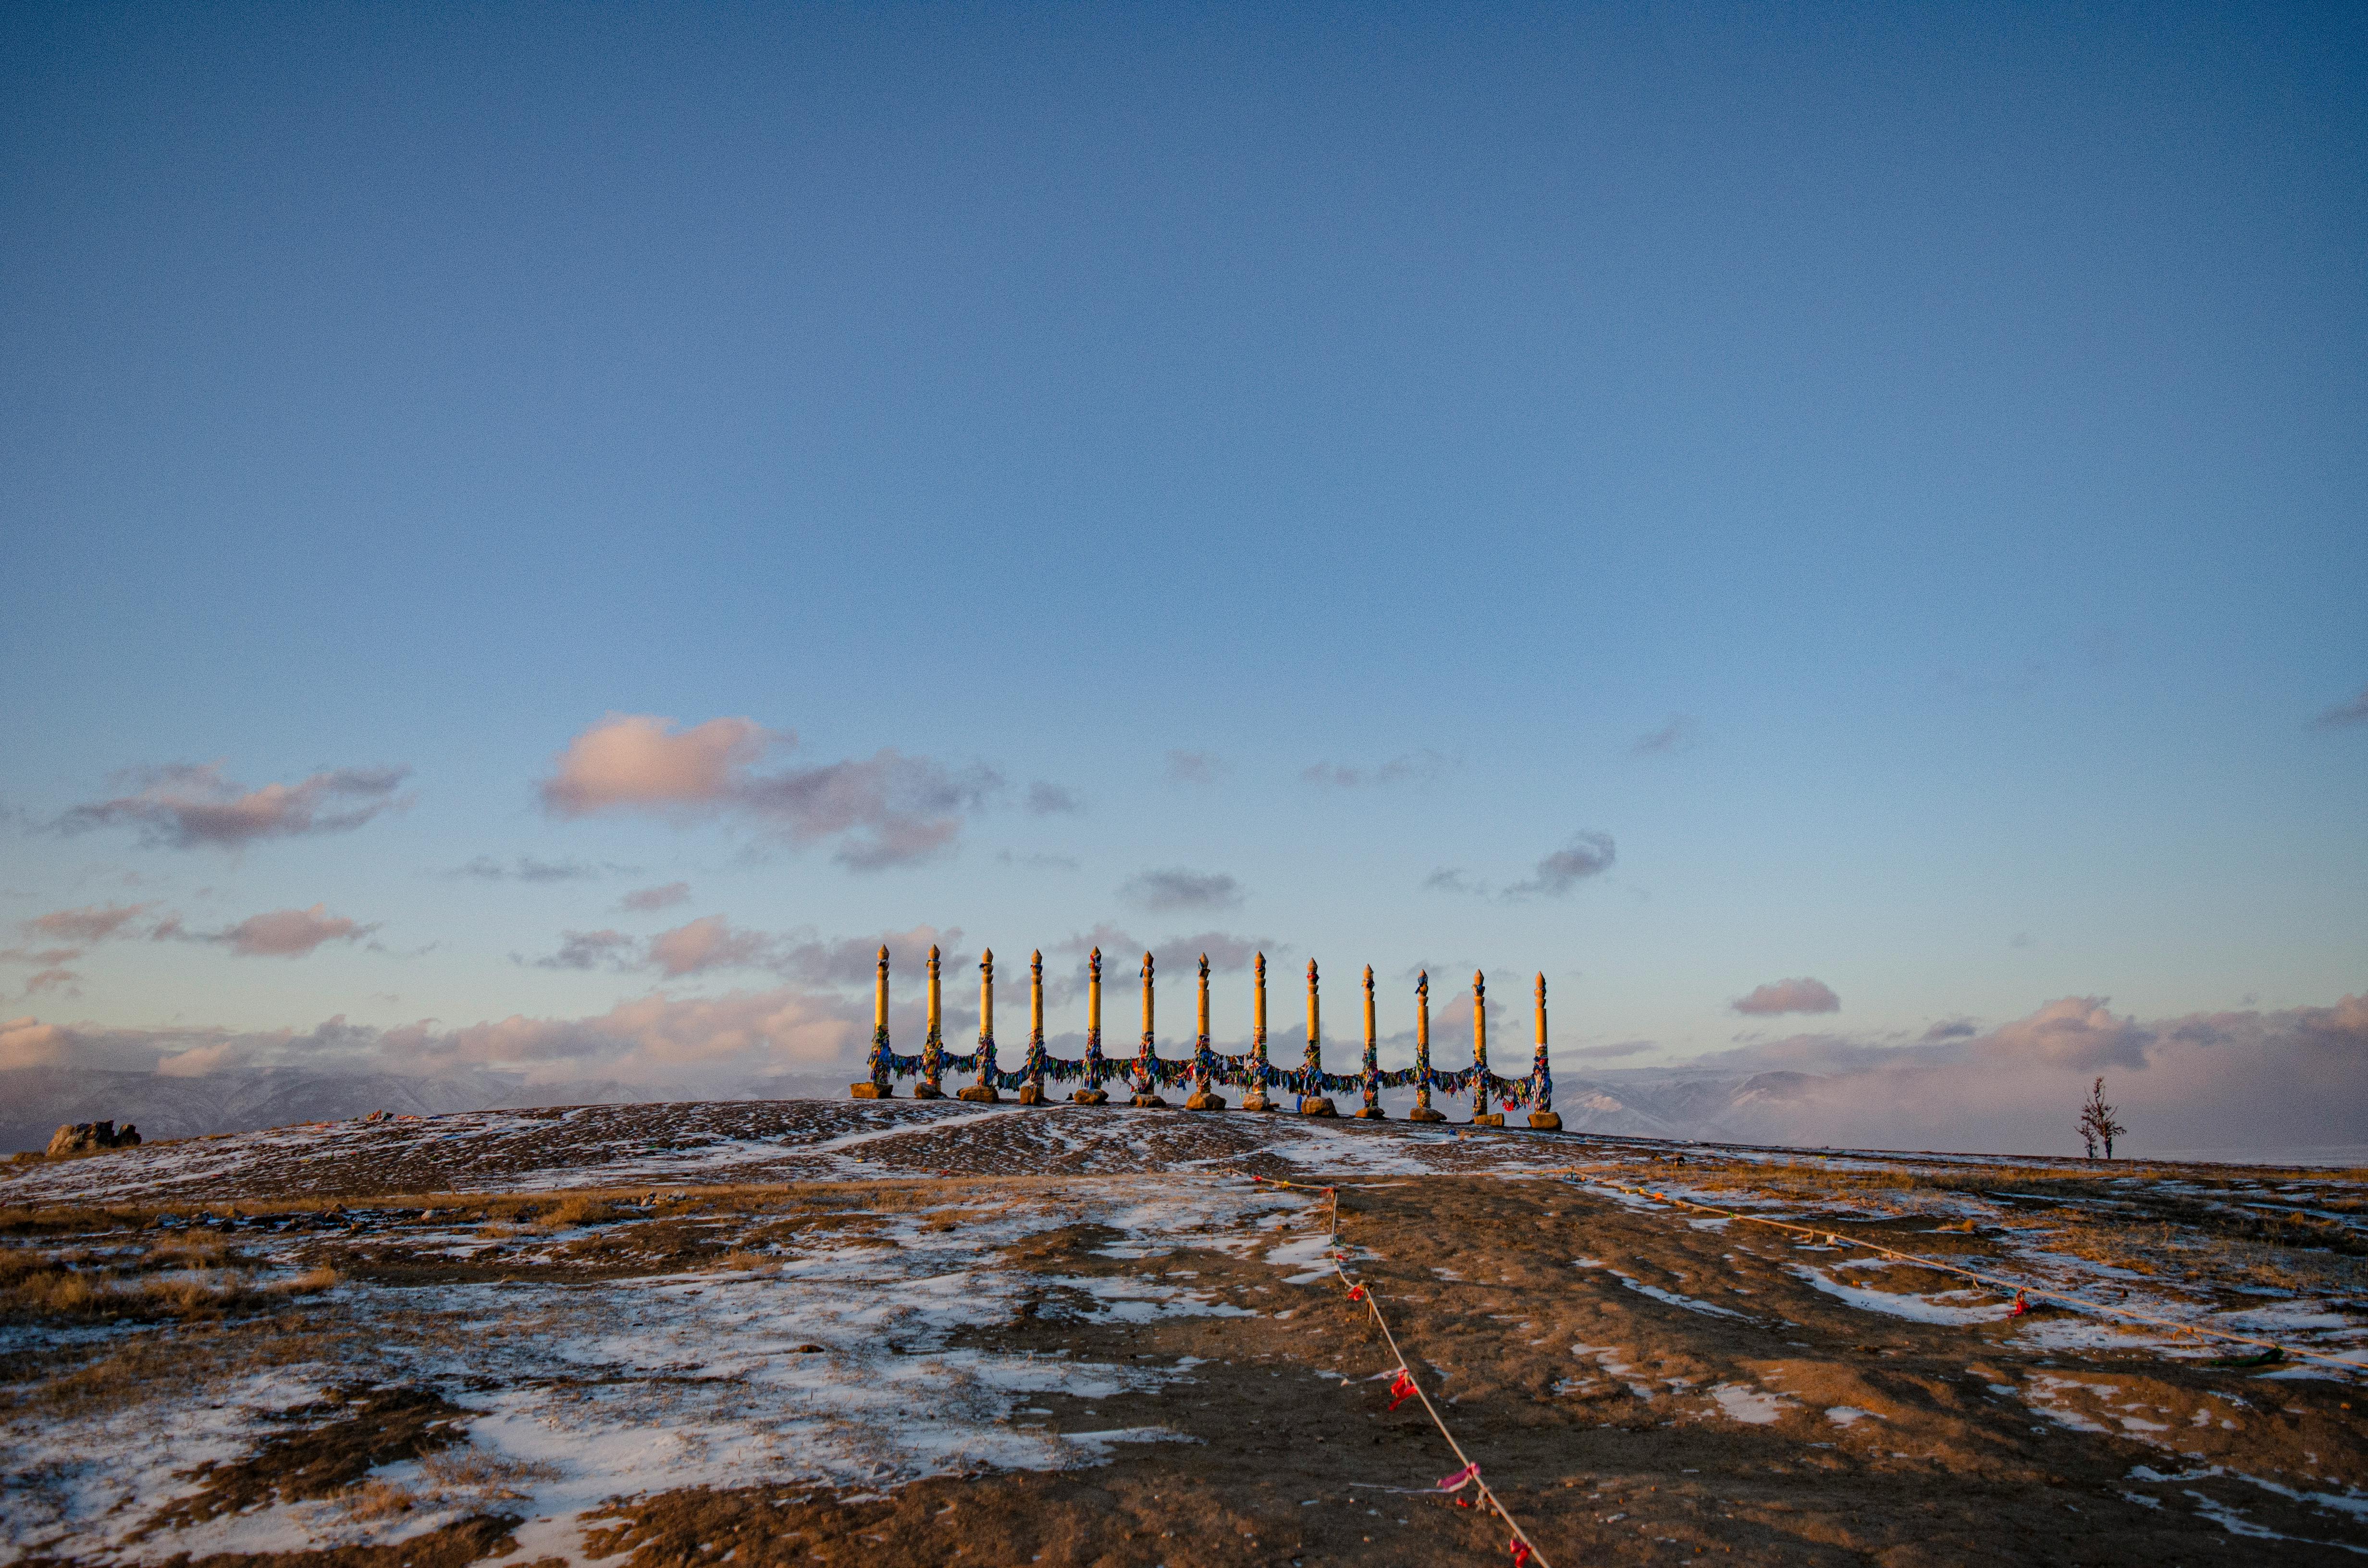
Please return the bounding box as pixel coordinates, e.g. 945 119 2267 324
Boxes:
1408 970 1443 1122
1470 970 1504 1126
914 945 947 1098
1241 953 1275 1110
959 950 1000 1102
1019 950 1050 1104
1529 972 1562 1131
1186 953 1226 1110
1300 959 1337 1115
1073 947 1109 1103
1356 965 1386 1118
1132 952 1168 1107
851 945 892 1098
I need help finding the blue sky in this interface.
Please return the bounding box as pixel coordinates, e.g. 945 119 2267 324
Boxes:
2 3 2362 1086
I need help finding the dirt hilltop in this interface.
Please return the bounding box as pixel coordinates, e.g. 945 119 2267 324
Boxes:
3 1099 2364 1566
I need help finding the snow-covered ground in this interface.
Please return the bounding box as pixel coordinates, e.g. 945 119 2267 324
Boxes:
2 1178 1316 1566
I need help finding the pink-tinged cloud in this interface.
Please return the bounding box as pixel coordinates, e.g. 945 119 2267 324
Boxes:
1732 977 1841 1016
538 715 777 817
0 945 85 970
55 761 412 849
1972 994 2147 1070
619 882 691 912
157 1040 250 1077
0 1017 68 1069
537 714 1005 870
377 985 864 1082
26 903 156 944
646 916 774 978
217 905 375 958
21 967 79 997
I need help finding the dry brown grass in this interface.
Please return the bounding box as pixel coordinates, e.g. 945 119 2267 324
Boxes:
7 1311 359 1415
280 1264 343 1294
711 1248 776 1272
1631 1154 2368 1296
418 1446 562 1499
531 1194 618 1230
343 1479 419 1520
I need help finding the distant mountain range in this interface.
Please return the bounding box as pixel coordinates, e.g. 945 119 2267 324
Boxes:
1 1062 1838 1157
0 1066 622 1156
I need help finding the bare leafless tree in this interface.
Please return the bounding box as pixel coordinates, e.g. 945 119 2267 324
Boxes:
2077 1075 2126 1160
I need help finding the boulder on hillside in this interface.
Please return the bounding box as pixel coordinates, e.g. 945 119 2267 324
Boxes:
45 1120 141 1157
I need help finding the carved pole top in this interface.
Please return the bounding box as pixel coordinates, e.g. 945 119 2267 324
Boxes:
1363 964 1374 989
1418 968 1429 994
982 948 993 971
1142 950 1154 978
1255 952 1265 979
1199 952 1210 978
928 944 940 966
1031 948 1042 972
877 945 889 968
1090 947 1101 973
1473 969 1486 994
1536 972 1546 1000
1308 958 1319 983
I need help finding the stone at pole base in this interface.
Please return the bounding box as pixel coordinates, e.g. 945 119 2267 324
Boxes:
1072 1088 1109 1105
1016 1085 1051 1105
1184 1090 1227 1110
1529 1110 1562 1131
849 1083 889 1099
1354 1105 1387 1119
1469 1112 1505 1127
1130 1092 1168 1108
1298 1096 1337 1117
1240 1088 1275 1110
1407 1105 1446 1123
956 1085 999 1103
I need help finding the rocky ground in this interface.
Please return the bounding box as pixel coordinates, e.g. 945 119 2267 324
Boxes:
3 1100 2365 1566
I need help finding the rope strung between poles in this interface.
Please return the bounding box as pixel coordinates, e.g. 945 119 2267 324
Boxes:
1251 1175 1552 1568
1563 1170 2368 1378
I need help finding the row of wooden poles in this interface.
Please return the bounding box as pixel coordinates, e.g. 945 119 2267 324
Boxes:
850 943 1564 1130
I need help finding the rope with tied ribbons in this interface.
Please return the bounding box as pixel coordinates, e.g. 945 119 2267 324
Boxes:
1563 1170 2367 1378
1251 1175 1553 1567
